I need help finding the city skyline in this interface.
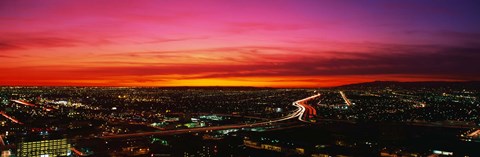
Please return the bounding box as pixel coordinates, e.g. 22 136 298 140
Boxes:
1 0 480 87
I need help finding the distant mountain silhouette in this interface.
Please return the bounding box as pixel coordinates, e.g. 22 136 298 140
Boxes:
336 81 480 89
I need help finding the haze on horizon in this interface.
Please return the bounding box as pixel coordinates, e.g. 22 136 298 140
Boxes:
1 0 480 87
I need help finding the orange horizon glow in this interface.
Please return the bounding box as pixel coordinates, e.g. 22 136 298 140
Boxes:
0 75 464 88
1 1 479 87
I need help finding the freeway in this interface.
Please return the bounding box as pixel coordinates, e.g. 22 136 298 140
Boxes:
71 147 86 156
467 129 480 137
12 100 52 111
100 94 321 139
0 135 4 146
294 94 319 122
11 100 36 107
0 111 23 125
339 91 352 106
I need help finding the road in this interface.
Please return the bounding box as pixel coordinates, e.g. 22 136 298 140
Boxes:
467 129 480 137
0 111 23 124
71 147 86 156
100 94 321 139
0 135 5 146
12 100 52 111
339 91 352 106
11 100 36 107
294 94 319 122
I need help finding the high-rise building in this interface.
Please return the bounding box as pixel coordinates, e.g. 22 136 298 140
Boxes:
17 137 71 157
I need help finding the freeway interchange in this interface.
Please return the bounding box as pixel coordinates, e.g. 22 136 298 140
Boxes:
101 94 321 139
0 94 321 140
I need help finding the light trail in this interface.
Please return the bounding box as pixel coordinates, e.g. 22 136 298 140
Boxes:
294 94 320 122
0 135 5 146
12 100 52 111
467 129 480 137
71 147 86 156
0 111 23 125
12 100 36 107
101 94 321 139
339 91 352 106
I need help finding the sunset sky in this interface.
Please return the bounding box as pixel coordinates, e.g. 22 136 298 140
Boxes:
1 0 480 87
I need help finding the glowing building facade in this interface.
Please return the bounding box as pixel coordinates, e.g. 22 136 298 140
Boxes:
17 138 71 157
